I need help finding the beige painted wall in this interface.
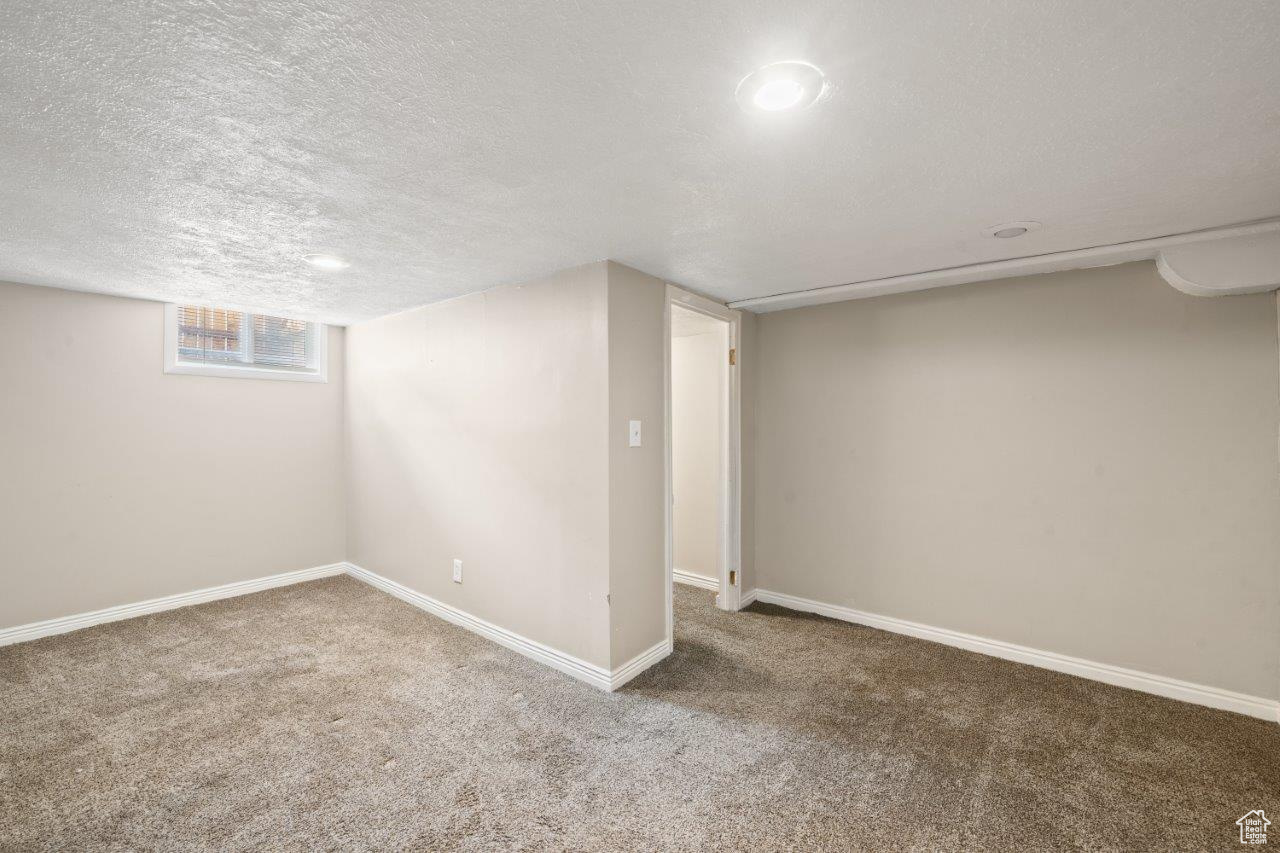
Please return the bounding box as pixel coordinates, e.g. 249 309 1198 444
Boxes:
605 263 667 667
345 263 613 667
0 281 346 629
672 329 723 582
345 262 667 671
754 262 1280 699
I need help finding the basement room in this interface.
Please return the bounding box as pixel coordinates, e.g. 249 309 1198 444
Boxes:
1 1 1277 850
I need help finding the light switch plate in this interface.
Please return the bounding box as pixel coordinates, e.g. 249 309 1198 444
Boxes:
629 419 642 447
452 559 463 583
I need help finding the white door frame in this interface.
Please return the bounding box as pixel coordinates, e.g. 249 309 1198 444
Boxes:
665 285 744 646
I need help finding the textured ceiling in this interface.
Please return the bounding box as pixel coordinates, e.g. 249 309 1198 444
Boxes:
2 1 1279 324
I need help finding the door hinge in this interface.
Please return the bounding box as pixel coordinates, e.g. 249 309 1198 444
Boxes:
729 569 738 586
728 348 737 366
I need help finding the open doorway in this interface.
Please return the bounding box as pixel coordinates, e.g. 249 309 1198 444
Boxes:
664 286 743 646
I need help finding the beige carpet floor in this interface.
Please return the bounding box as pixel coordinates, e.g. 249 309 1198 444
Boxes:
2 576 1276 851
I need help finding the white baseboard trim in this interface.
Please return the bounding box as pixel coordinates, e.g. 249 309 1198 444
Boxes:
0 559 673 692
0 563 347 647
673 568 718 591
753 588 1280 723
739 588 758 608
610 638 673 690
344 563 669 692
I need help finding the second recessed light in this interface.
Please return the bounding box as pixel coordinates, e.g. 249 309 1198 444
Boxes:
983 221 1042 239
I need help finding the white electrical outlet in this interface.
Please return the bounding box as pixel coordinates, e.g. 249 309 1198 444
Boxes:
452 559 463 583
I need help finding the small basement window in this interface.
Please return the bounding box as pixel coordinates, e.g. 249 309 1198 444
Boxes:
164 304 327 382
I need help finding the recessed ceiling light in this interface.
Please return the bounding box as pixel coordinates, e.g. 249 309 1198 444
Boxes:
982 221 1042 239
753 79 806 111
735 61 827 114
303 253 349 270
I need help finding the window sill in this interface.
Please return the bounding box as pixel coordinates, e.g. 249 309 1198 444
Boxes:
164 361 327 383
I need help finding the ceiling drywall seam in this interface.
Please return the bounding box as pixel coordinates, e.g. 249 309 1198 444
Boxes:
729 219 1280 313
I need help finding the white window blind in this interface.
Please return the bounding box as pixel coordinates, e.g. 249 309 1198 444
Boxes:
165 304 327 382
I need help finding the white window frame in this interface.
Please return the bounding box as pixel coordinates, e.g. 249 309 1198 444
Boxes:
163 303 328 383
